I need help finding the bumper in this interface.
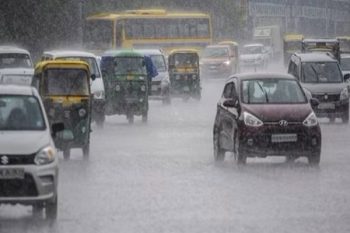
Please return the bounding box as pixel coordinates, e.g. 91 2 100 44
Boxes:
0 159 58 205
238 123 321 158
313 100 349 118
149 82 170 98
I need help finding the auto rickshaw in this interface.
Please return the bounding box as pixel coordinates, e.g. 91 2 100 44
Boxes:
283 34 303 66
302 38 340 62
100 50 157 124
32 60 93 160
337 36 350 53
168 49 201 101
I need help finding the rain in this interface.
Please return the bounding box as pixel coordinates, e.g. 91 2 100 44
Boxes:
1 1 350 233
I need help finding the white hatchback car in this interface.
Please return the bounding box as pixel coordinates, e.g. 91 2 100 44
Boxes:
0 85 62 219
0 46 34 86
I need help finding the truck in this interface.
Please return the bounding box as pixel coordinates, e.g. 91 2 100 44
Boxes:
253 25 283 61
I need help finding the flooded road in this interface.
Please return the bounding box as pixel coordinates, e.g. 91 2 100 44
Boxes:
1 76 350 233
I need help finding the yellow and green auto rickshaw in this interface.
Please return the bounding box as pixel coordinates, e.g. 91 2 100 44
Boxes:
168 49 201 101
283 34 304 66
100 49 158 124
32 60 94 159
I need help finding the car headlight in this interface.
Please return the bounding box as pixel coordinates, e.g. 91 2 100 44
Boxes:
115 85 121 91
340 87 349 100
79 108 86 117
34 146 56 165
243 112 263 127
140 85 146 92
94 90 105 99
303 112 318 127
224 60 231 66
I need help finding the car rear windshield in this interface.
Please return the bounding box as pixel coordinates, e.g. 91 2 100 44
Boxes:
0 53 33 69
0 95 46 131
242 79 307 104
302 62 343 83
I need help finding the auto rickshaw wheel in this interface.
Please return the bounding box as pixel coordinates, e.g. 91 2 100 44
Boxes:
63 148 70 160
142 112 148 123
127 114 134 124
83 144 90 159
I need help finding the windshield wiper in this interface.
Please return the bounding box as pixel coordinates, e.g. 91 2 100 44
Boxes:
256 81 269 103
310 65 320 82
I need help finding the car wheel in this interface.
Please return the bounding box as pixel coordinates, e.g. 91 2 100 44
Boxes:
142 112 148 123
308 152 320 166
46 195 58 220
127 113 134 124
82 144 90 160
342 110 349 124
32 204 44 217
63 148 70 160
234 133 246 165
213 127 225 162
95 113 105 128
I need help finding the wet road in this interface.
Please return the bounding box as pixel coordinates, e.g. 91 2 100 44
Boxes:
1 76 350 233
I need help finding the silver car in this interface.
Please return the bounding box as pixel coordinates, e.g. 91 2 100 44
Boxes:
0 85 62 219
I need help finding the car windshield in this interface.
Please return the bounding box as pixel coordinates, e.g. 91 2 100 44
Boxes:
150 55 166 72
242 79 307 104
172 53 198 67
57 56 101 78
44 68 89 95
0 53 33 69
242 46 263 54
114 57 147 75
0 95 46 130
302 62 343 83
202 47 228 58
341 57 350 70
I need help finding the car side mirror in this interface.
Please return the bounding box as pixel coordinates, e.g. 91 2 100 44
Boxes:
51 122 64 138
223 98 239 108
344 73 350 82
310 98 320 108
91 74 96 81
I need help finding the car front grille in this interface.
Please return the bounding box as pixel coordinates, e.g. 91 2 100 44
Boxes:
0 174 38 197
312 94 340 102
0 153 36 165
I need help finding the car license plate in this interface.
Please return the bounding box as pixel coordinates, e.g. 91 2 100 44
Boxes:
0 168 25 179
271 134 297 143
152 85 159 91
318 103 335 110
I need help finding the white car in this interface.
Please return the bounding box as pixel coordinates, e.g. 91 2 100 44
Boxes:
0 46 34 86
240 43 269 70
136 49 171 104
41 50 106 126
0 85 63 219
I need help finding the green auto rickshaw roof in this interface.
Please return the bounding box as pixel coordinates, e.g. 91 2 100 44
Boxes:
102 49 144 58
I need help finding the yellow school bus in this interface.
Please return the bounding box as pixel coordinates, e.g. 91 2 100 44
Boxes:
83 9 213 54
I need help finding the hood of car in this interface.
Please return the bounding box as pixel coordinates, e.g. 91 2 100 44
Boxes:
240 54 262 61
301 82 347 94
242 103 312 123
0 130 51 155
0 68 34 86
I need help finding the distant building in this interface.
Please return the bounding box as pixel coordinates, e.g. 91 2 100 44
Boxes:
242 0 350 37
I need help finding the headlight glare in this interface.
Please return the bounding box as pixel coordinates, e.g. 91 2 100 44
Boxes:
303 112 318 127
224 60 231 65
34 146 56 165
115 85 121 91
243 112 263 127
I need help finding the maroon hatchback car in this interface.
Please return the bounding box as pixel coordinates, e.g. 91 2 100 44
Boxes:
213 73 321 165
